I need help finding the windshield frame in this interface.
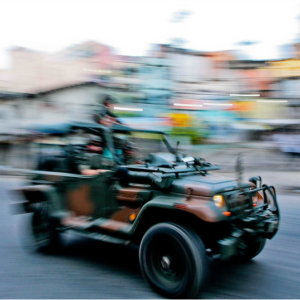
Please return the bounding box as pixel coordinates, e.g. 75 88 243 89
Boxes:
111 126 182 164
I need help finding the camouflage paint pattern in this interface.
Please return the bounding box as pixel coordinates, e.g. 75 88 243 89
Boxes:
10 121 280 263
66 185 94 217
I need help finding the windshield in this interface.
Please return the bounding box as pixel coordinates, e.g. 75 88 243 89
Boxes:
112 131 176 162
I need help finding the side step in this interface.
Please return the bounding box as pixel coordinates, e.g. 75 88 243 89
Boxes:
67 228 131 246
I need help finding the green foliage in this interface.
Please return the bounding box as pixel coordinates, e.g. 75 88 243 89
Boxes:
114 111 140 118
170 127 208 144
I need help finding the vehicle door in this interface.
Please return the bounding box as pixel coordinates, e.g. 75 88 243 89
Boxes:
64 129 117 220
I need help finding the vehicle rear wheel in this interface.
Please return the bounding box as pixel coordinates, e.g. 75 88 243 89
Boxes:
139 222 208 299
31 202 61 253
240 238 266 261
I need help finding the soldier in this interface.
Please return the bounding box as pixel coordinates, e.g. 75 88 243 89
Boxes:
95 94 123 125
122 141 143 165
92 104 117 128
77 136 109 176
86 136 103 154
102 94 120 121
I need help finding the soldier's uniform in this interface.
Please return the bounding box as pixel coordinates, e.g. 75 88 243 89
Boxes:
122 141 142 165
94 94 122 125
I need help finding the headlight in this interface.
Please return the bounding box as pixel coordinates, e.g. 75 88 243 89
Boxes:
213 195 225 207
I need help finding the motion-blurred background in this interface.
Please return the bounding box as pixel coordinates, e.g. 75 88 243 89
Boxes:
1 0 300 169
2 2 300 299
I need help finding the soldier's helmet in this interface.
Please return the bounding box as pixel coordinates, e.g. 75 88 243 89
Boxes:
124 141 137 154
87 136 103 153
97 93 119 106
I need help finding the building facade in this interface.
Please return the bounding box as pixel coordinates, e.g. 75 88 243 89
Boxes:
0 41 116 94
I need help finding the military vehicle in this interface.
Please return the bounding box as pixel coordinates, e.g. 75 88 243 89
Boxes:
10 122 280 298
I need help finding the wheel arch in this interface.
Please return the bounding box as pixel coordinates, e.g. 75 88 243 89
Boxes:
131 206 224 247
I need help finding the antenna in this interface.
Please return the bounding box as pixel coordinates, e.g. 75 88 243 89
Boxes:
236 153 243 188
175 140 182 163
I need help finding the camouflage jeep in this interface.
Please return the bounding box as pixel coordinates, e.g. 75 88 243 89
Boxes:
11 122 280 298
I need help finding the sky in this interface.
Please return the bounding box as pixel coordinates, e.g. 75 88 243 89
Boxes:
0 0 300 68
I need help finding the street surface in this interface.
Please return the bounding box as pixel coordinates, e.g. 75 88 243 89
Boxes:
1 146 300 298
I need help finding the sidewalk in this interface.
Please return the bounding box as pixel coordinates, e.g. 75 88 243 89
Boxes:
218 170 300 193
181 141 282 169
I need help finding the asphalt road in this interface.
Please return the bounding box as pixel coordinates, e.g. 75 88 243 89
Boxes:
1 177 300 299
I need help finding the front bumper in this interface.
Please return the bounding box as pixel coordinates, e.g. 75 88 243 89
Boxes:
217 184 280 260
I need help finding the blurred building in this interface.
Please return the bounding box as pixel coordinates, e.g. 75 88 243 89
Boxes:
137 44 173 104
111 55 142 90
59 41 115 71
130 44 244 105
166 46 213 92
229 60 273 97
268 58 300 98
262 10 300 109
20 82 108 124
163 45 239 95
0 41 116 94
2 39 299 139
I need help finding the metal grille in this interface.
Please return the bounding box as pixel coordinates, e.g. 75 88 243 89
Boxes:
226 193 252 217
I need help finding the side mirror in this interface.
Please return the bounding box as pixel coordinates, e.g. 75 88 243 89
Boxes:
249 176 262 187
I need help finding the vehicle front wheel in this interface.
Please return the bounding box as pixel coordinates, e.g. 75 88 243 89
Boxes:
139 223 208 299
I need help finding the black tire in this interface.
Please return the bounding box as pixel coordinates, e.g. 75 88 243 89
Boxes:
139 222 208 299
30 202 61 253
240 238 266 261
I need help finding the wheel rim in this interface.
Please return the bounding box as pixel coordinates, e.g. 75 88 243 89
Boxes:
147 236 187 288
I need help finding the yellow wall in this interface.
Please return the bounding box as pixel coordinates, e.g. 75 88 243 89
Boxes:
236 99 288 119
269 59 300 78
